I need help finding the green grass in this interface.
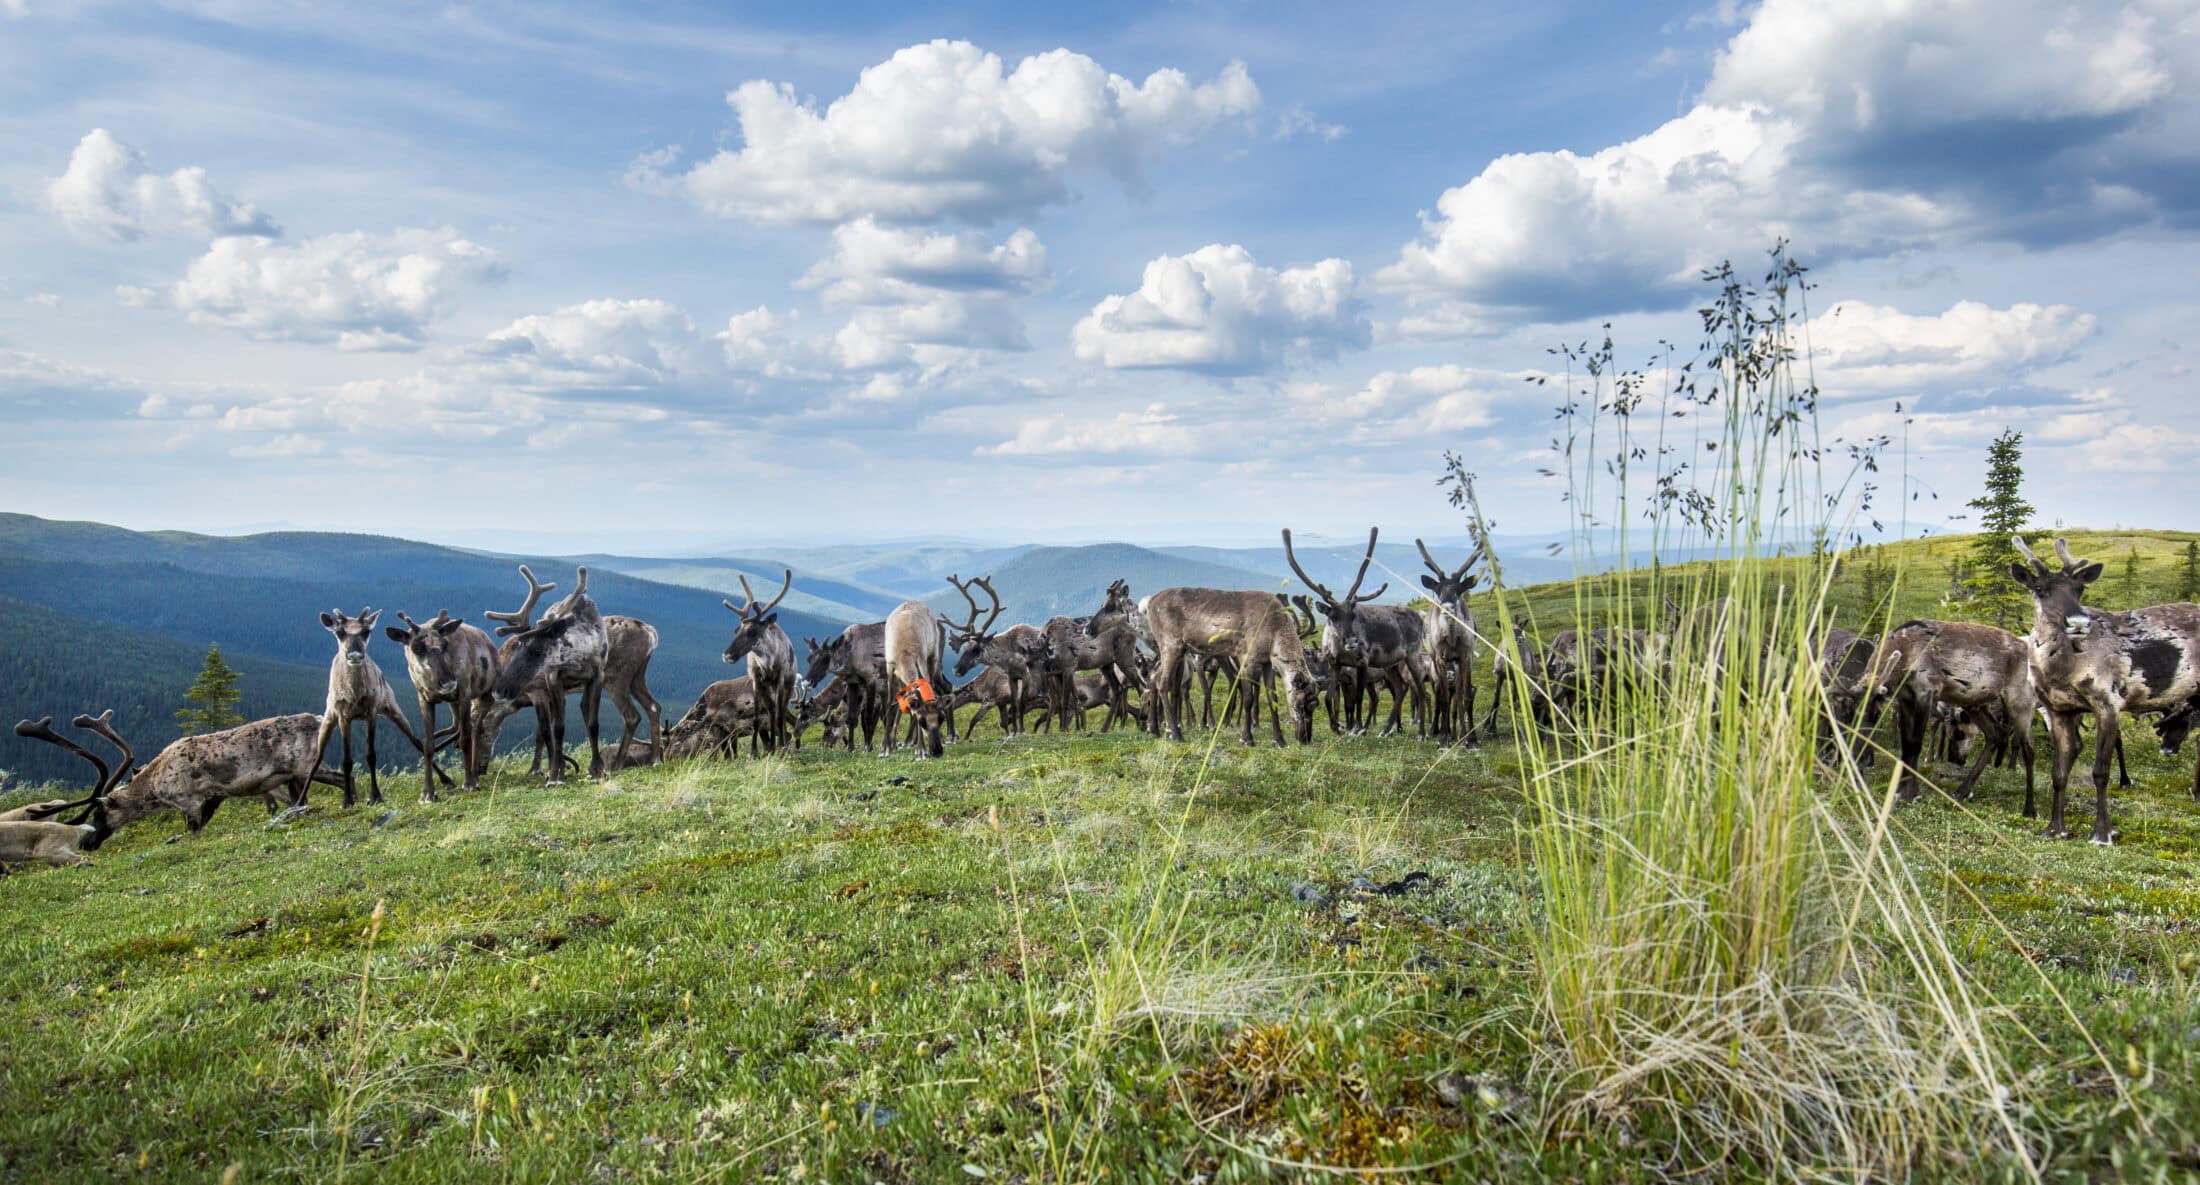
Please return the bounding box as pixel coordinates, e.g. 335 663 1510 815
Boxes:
4 693 2199 1182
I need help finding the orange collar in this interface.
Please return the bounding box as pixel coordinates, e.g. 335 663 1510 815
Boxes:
897 678 937 713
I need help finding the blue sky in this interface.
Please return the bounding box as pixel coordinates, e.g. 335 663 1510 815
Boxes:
1 0 2194 551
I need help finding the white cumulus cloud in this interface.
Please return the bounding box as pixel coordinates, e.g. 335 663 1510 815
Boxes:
1072 244 1368 375
1806 299 2097 396
47 128 279 242
802 220 1051 369
164 228 503 350
474 298 710 390
633 40 1260 225
982 403 1206 457
1381 0 2194 325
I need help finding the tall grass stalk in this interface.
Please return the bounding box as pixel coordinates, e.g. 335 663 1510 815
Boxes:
1466 249 2031 1179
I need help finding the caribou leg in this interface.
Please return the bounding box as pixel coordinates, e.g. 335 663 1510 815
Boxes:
2089 704 2120 845
2043 709 2079 840
337 717 357 809
365 716 383 805
583 676 605 779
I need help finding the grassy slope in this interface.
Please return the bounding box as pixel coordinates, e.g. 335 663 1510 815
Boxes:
3 697 2198 1181
5 528 2200 1181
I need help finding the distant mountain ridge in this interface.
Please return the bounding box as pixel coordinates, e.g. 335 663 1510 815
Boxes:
920 543 1283 624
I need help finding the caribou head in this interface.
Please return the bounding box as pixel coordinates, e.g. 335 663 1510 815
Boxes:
384 610 471 696
13 710 135 850
1414 537 1484 611
1282 526 1387 648
721 569 792 666
321 607 381 669
2009 536 2104 642
946 575 1050 678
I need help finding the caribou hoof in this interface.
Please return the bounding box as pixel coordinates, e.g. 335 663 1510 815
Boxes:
2041 824 2071 840
420 792 440 805
2090 829 2116 847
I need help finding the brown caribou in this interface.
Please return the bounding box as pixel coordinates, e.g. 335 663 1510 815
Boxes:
14 710 347 847
722 569 797 754
384 608 496 802
1283 527 1425 737
2010 536 2200 843
313 607 433 807
945 575 1050 736
805 625 890 752
1143 586 1316 745
476 565 610 784
1866 619 2037 811
1415 538 1485 742
663 676 760 760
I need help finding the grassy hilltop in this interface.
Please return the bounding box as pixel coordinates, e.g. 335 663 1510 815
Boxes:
5 527 2200 1182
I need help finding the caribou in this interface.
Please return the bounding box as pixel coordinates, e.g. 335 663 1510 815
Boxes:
805 625 890 752
1284 527 1426 738
945 576 1051 737
664 676 760 760
1144 585 1317 746
13 710 347 847
384 609 496 802
1868 619 2037 811
1415 538 1485 742
477 565 610 785
883 600 948 758
313 607 433 807
722 570 797 754
2010 536 2200 843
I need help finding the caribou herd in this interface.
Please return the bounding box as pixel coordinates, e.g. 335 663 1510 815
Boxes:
7 532 2200 870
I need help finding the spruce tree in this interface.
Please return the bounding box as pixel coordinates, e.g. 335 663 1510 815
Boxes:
2181 540 2199 602
176 644 245 734
1961 429 2034 630
2119 548 2142 608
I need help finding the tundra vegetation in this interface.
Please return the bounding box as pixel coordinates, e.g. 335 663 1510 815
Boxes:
3 256 2198 1181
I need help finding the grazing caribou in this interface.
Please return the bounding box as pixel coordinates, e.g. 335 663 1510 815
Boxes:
1283 527 1426 738
600 616 664 766
945 576 1051 737
2009 536 2200 843
14 710 346 847
313 607 433 807
883 600 948 758
478 565 610 785
663 676 760 760
1868 619 2037 811
385 609 496 802
1144 586 1317 745
1415 538 1485 742
806 625 891 752
722 570 797 754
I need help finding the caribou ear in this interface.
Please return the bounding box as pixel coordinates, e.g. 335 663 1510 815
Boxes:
1463 574 1480 591
320 612 339 629
384 626 409 644
1420 574 1440 592
2008 561 2037 589
2074 562 2105 585
435 616 466 635
761 613 778 627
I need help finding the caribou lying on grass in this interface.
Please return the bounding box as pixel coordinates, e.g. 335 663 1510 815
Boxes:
314 607 433 807
14 711 347 847
2010 536 2200 843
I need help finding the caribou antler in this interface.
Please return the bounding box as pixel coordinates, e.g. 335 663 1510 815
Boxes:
71 709 134 795
2012 535 2049 573
486 564 557 637
1280 528 1335 604
2053 537 2080 571
728 568 794 621
13 716 112 821
945 574 1003 643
